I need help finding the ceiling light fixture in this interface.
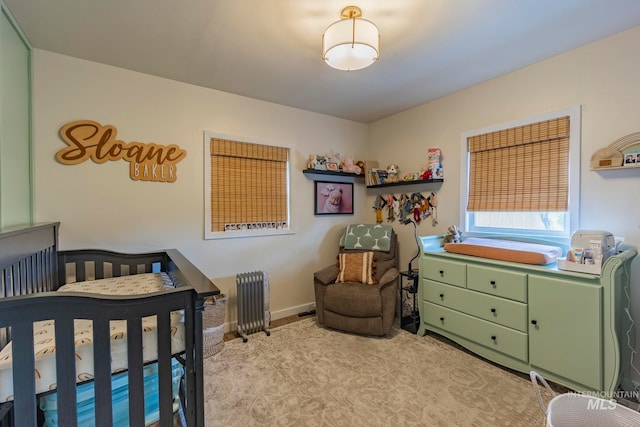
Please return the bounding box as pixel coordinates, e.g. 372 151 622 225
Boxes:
322 6 379 71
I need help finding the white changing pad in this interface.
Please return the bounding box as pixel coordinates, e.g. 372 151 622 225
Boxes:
0 273 185 402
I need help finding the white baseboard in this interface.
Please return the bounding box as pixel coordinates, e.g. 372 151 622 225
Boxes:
222 302 315 333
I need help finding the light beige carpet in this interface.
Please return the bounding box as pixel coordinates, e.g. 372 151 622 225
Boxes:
203 318 545 426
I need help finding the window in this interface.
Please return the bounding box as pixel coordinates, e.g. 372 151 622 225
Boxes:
204 132 292 239
460 106 581 240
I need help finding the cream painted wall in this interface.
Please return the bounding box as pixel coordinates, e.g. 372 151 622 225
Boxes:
31 50 370 326
369 25 640 382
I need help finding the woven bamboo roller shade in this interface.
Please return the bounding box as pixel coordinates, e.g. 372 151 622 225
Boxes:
210 138 288 233
467 117 569 212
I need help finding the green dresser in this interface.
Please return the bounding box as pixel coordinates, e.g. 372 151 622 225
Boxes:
417 235 637 394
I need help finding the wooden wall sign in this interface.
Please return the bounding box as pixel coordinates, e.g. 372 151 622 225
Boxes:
56 120 187 182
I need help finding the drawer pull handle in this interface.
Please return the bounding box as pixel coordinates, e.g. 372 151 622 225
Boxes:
490 280 496 286
439 293 444 299
531 320 538 325
491 335 497 341
439 317 444 322
490 308 496 313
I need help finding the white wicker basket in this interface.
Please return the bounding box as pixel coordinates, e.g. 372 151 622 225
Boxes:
531 371 640 427
203 294 226 358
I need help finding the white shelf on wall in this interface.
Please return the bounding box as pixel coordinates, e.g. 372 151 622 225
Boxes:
591 164 640 171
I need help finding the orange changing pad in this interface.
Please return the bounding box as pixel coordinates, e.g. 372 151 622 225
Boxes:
443 237 563 265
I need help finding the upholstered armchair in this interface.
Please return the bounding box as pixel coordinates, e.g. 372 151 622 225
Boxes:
314 225 399 336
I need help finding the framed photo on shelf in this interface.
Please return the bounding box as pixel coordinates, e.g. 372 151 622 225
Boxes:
314 181 354 215
624 153 637 166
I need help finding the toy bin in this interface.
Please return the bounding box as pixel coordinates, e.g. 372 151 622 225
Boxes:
203 294 227 358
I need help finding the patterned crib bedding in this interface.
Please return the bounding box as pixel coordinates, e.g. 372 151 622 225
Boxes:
0 273 185 402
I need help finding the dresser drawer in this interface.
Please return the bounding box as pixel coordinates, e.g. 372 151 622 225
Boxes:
423 302 528 362
422 258 466 288
423 280 528 332
467 264 527 302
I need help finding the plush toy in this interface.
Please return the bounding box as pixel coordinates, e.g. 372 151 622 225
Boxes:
392 196 402 219
386 164 400 183
442 225 462 246
420 163 433 180
410 192 425 223
372 195 386 223
427 191 438 226
385 194 398 222
419 197 431 219
401 172 415 181
342 158 362 174
398 194 410 222
307 154 317 169
355 160 365 175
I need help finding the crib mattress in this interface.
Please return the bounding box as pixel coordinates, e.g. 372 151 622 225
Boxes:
0 273 185 402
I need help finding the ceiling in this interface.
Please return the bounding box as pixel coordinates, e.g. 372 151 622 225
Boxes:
5 0 640 123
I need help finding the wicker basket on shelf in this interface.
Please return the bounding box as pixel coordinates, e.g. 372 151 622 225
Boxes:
202 294 226 358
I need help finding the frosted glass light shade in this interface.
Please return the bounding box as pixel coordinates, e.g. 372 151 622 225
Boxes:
322 15 379 71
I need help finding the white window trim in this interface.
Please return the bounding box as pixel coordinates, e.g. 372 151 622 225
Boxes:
459 106 581 241
203 131 294 240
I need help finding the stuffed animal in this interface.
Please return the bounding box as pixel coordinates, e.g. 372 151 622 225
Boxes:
420 163 432 180
427 191 438 226
372 194 386 223
386 164 400 183
398 194 410 221
410 192 424 223
401 172 415 181
385 194 398 222
442 225 462 246
342 158 361 174
307 154 318 169
355 160 365 175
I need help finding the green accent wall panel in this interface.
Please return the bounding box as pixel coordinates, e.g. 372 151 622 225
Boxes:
0 6 32 227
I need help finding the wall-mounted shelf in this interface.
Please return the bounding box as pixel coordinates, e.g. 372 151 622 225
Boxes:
367 178 443 189
590 132 640 170
591 164 640 171
302 168 364 182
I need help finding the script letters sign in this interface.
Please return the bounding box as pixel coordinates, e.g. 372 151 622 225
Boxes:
56 120 187 182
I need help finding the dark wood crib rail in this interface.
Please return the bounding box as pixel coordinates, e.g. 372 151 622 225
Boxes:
57 248 219 427
57 248 218 298
57 249 170 284
0 290 195 427
0 223 219 427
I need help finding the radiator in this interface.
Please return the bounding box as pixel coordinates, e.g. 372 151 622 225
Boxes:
236 271 271 342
